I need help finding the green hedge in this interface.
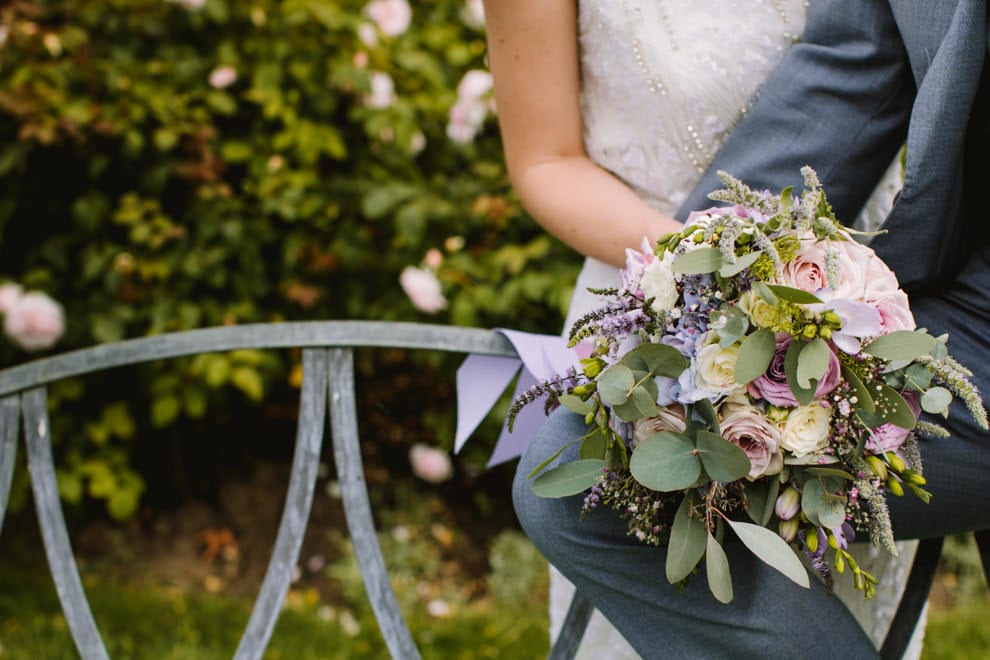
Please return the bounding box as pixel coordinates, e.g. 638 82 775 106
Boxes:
0 0 580 518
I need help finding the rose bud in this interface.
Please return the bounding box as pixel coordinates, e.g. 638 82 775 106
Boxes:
775 487 800 521
779 518 799 542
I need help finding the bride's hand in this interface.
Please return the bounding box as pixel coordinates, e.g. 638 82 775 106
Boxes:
483 0 682 267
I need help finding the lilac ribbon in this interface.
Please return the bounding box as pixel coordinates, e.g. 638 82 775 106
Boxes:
454 329 587 466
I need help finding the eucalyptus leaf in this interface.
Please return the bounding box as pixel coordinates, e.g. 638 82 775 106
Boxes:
784 454 839 466
719 250 763 278
630 386 660 418
784 340 816 406
805 467 854 480
579 428 608 460
796 338 831 389
526 437 582 479
745 480 769 524
765 284 824 305
725 519 810 589
623 343 690 378
874 383 917 430
818 495 847 529
531 459 606 498
613 398 647 422
666 494 707 583
921 386 953 415
716 306 750 343
903 363 934 392
751 281 778 305
734 328 776 385
558 394 595 416
706 532 734 603
862 331 938 361
692 398 720 435
696 430 752 483
630 431 702 492
598 364 635 405
801 479 824 526
673 247 724 275
762 476 781 526
840 364 875 413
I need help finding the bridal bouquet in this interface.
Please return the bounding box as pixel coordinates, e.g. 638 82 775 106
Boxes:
511 168 988 603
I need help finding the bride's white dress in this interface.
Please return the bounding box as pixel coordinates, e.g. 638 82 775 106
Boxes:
549 0 924 656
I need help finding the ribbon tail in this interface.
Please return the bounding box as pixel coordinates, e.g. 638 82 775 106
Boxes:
454 354 522 454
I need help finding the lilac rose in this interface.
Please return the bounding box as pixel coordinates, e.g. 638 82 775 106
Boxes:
719 395 783 479
747 333 840 407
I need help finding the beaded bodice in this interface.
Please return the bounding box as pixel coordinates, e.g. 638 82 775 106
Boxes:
578 0 808 214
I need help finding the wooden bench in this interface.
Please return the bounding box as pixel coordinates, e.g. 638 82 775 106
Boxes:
0 320 979 659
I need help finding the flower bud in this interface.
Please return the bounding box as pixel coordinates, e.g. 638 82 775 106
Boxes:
805 529 819 553
822 311 843 328
585 411 595 425
572 383 595 399
835 551 846 574
775 488 800 521
886 476 904 497
908 484 932 503
886 452 906 473
865 455 888 482
802 324 818 340
902 469 926 486
778 518 799 542
581 358 605 379
827 532 839 550
819 326 832 341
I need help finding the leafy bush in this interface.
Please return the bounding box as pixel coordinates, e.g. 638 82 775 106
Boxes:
0 0 580 518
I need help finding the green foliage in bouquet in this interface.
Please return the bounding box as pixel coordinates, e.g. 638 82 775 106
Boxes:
0 0 580 519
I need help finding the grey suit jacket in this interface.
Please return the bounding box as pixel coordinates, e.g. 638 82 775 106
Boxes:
678 0 988 298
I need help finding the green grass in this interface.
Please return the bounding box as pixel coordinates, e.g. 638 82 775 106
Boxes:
923 599 990 660
0 571 548 659
0 526 550 659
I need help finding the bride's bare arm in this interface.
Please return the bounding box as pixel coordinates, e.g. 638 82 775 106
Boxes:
482 0 681 268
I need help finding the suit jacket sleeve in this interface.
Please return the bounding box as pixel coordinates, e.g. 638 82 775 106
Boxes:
675 0 914 223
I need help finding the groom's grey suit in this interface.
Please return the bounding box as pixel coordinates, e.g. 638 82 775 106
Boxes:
514 1 990 658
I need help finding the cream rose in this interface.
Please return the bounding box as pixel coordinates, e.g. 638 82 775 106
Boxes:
780 402 831 457
633 404 687 446
694 342 743 395
639 258 678 313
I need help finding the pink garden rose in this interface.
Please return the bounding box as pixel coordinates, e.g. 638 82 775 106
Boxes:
399 266 447 314
208 65 237 89
365 71 396 109
0 283 23 314
719 396 783 479
4 291 65 351
747 333 840 407
364 0 411 37
409 443 453 483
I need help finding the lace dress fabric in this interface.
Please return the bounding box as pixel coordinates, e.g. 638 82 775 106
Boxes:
549 1 923 657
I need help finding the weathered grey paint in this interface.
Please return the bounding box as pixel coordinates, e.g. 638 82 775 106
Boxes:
329 348 422 659
23 387 109 660
234 349 329 659
0 395 19 534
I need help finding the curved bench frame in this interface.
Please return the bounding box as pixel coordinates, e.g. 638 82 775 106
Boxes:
0 321 593 659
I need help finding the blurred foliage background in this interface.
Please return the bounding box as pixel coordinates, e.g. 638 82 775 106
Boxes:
0 0 580 520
